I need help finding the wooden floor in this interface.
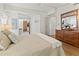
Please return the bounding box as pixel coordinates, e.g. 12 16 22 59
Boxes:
62 42 79 56
50 35 79 56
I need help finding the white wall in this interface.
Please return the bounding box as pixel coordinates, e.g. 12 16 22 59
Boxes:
45 8 57 35
0 4 46 35
46 4 79 35
40 15 46 34
45 15 57 35
48 17 56 35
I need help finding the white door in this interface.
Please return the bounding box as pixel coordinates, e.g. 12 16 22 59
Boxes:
30 15 40 34
48 17 56 35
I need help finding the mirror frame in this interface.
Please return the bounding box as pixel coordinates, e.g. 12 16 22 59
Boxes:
61 9 78 30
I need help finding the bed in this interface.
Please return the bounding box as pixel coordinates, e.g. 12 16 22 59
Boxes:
0 33 65 56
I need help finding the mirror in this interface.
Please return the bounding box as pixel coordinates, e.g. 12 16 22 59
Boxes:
61 9 78 30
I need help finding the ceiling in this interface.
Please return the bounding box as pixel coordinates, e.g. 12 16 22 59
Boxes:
4 3 70 13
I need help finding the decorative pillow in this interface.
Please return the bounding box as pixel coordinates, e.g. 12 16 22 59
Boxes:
1 30 11 36
0 32 11 50
1 30 18 43
8 33 17 44
1 30 12 42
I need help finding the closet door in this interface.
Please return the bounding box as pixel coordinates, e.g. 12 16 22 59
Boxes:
30 15 40 34
48 17 56 35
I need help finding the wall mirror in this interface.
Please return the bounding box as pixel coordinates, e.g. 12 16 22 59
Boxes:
61 9 78 30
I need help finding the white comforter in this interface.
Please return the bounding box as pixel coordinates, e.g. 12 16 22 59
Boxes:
0 33 65 56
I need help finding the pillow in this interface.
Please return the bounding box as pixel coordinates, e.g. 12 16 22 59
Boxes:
1 30 12 42
1 30 11 36
8 33 17 44
0 32 11 50
1 30 17 43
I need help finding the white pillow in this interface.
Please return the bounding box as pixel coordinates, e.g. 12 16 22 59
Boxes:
8 33 17 44
0 32 11 50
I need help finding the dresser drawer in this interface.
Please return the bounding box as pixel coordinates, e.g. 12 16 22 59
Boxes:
56 30 79 48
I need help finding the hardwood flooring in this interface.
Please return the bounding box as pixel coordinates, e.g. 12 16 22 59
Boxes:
50 35 79 56
62 42 79 56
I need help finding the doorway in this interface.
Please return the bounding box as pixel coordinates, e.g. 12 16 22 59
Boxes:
23 21 27 31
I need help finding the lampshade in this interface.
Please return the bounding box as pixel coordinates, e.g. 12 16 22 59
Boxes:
4 24 11 31
0 24 11 31
1 13 8 24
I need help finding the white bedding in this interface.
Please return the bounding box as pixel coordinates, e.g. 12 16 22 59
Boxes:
0 33 65 56
36 33 62 48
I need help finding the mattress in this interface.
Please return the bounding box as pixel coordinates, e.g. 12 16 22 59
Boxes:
0 33 65 56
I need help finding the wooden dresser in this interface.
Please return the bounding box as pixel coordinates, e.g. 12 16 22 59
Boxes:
56 30 79 48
